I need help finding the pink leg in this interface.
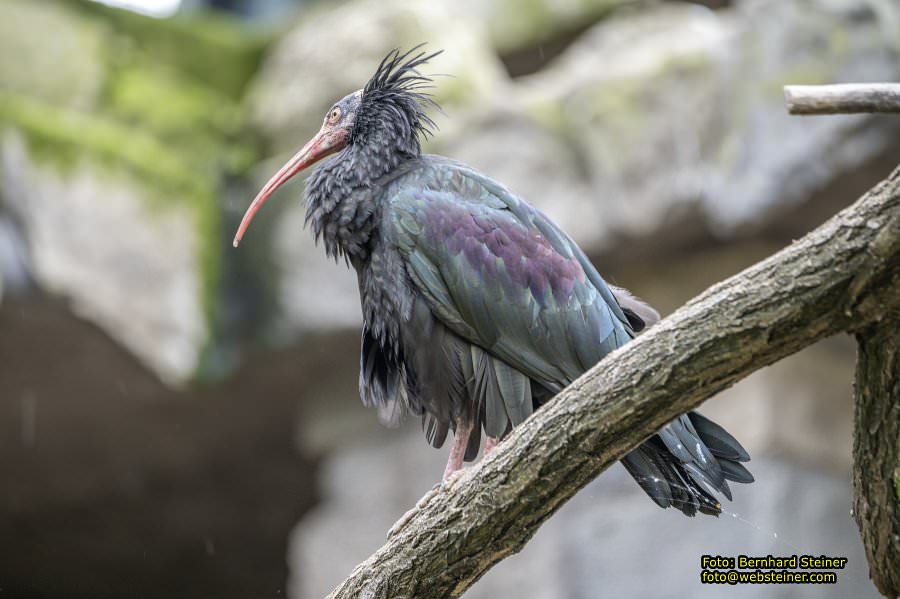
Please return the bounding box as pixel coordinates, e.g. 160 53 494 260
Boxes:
484 436 499 456
442 417 474 482
389 417 475 539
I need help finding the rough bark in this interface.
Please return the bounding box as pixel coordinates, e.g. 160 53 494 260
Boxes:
784 84 900 115
328 166 900 599
854 322 900 598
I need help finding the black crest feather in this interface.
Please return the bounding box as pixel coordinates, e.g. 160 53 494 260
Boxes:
353 45 442 150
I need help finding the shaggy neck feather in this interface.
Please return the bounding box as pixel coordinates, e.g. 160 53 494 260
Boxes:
304 114 420 262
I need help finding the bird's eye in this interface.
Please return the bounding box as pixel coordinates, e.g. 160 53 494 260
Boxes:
328 107 341 123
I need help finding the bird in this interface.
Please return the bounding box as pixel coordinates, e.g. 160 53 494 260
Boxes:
233 46 754 517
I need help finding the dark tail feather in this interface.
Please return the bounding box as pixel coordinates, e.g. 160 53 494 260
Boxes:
622 411 753 517
687 411 751 462
464 420 481 462
686 412 755 484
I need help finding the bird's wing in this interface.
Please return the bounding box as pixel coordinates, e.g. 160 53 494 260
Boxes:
387 161 749 515
387 159 634 390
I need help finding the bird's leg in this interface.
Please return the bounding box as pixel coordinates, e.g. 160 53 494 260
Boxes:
484 436 499 456
388 484 442 538
388 415 474 539
443 416 474 482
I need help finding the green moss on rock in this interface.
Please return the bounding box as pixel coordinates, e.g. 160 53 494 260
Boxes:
0 91 221 336
0 93 208 198
0 0 271 379
104 63 259 175
109 65 242 139
63 0 268 99
0 0 107 110
484 0 628 53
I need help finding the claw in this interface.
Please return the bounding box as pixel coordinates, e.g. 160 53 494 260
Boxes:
442 417 474 482
389 417 474 538
442 467 466 489
387 483 441 538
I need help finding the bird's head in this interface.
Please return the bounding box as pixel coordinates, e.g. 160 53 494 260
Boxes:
233 46 441 247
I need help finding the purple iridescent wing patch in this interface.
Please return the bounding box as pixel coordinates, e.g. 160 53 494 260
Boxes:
389 159 632 388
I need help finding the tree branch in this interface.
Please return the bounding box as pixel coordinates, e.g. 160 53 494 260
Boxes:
853 323 900 598
784 84 900 115
328 166 900 599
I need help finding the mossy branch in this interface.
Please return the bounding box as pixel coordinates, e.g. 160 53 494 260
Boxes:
327 166 900 599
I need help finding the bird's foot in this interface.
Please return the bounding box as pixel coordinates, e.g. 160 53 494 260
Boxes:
389 419 473 538
387 471 466 539
484 436 499 456
387 486 436 539
442 466 466 489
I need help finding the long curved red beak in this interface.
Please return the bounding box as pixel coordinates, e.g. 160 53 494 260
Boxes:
233 129 347 247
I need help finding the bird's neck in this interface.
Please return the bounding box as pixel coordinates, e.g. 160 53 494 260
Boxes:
304 139 414 263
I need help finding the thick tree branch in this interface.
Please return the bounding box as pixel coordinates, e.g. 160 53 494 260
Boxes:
328 166 900 599
853 324 900 598
784 84 900 115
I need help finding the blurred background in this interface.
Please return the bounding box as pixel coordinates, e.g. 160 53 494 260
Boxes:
1 0 899 597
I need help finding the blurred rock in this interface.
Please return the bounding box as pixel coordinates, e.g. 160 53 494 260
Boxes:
0 0 106 110
458 0 632 55
0 215 30 294
0 0 266 382
436 107 602 246
248 0 508 155
449 0 900 255
0 133 207 383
